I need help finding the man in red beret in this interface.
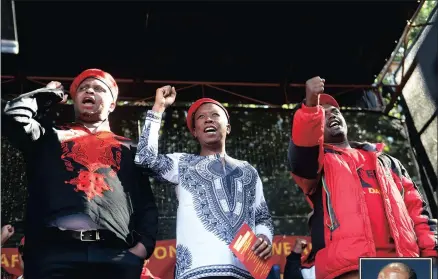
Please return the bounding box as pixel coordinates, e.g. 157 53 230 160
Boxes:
3 69 158 279
288 76 437 279
135 86 274 279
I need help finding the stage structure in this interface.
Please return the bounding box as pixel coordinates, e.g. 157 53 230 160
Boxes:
1 0 19 54
1 74 389 108
376 0 438 217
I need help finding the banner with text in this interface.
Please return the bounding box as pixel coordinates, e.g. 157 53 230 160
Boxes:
2 236 312 278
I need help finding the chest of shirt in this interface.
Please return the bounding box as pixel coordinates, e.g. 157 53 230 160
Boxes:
29 126 137 187
177 157 258 206
323 149 403 195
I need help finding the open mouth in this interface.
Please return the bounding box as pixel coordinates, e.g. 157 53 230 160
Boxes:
328 119 341 128
204 126 217 134
82 97 96 105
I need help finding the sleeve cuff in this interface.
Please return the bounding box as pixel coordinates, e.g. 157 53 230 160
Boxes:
139 235 156 260
256 225 274 243
146 110 163 122
4 98 38 117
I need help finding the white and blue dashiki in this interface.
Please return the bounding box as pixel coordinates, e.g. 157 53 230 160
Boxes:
135 110 274 279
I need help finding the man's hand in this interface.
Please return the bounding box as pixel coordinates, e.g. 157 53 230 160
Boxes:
1 225 15 245
152 85 176 113
305 76 325 107
292 238 307 254
46 81 68 104
252 234 272 260
129 242 147 260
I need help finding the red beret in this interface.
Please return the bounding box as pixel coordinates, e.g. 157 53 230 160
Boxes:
69 69 118 101
318 93 339 108
186 98 229 134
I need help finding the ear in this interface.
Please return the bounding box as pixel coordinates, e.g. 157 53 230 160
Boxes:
109 102 116 113
192 127 198 138
226 124 231 135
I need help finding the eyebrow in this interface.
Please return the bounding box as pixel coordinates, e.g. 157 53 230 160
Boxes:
325 107 338 113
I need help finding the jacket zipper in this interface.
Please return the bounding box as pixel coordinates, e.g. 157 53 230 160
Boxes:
321 176 339 240
376 155 401 255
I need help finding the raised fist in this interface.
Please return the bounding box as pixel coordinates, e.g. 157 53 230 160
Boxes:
292 238 307 254
46 81 63 90
305 76 325 107
47 81 68 104
153 85 176 113
1 225 15 245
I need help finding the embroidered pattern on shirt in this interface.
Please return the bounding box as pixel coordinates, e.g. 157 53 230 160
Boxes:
175 245 193 278
179 154 257 244
60 129 123 200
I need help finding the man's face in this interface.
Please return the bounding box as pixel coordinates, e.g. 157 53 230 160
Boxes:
378 268 410 279
73 78 115 123
192 103 230 146
323 104 348 143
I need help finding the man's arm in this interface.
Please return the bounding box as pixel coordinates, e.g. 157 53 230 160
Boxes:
254 174 274 242
288 77 326 196
284 253 304 279
252 169 274 259
288 104 325 195
284 239 307 279
2 83 65 152
134 110 181 184
131 166 159 260
135 86 181 184
397 161 438 257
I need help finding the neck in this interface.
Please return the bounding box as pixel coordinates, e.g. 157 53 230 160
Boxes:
76 118 111 133
200 143 226 157
329 140 351 149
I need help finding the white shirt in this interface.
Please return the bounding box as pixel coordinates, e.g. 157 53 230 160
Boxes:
135 110 274 279
301 266 315 279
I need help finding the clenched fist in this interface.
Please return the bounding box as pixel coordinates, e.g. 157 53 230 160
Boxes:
152 85 176 113
292 238 307 254
305 76 325 107
46 81 63 90
1 225 14 245
47 81 68 104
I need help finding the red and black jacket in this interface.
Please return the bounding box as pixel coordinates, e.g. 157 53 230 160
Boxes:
288 103 438 279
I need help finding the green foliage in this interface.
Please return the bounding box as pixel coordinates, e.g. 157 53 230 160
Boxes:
1 106 420 240
376 1 437 86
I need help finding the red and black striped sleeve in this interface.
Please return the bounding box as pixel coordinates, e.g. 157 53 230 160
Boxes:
288 103 325 195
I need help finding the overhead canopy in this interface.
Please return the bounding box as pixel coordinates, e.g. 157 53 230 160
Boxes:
2 1 419 105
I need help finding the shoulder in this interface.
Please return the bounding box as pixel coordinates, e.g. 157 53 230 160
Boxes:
379 153 405 177
350 141 404 172
176 153 197 164
349 141 378 151
227 156 250 167
229 157 260 176
114 135 135 149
